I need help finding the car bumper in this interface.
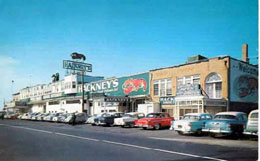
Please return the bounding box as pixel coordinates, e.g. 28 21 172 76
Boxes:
243 131 258 136
202 129 231 133
136 124 153 129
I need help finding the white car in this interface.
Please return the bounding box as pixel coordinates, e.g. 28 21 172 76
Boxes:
53 113 67 122
173 113 212 135
86 114 101 124
114 112 145 127
21 113 30 120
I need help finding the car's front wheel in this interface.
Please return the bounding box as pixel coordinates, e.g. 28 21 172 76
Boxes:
154 124 161 130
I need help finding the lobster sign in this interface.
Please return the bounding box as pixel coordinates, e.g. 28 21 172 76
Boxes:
122 78 147 95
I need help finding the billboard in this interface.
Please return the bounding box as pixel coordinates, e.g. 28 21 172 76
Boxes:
85 72 149 97
230 59 258 103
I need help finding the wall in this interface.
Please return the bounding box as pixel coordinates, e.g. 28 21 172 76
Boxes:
150 57 229 101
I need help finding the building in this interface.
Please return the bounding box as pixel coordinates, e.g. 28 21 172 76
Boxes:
150 45 258 119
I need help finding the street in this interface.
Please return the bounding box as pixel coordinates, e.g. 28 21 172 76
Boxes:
0 119 258 161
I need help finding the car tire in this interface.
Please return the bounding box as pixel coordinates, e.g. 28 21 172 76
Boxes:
154 124 161 130
210 133 217 138
177 131 184 135
142 127 147 130
196 129 203 136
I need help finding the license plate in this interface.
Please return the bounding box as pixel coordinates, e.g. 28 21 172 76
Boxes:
178 125 182 128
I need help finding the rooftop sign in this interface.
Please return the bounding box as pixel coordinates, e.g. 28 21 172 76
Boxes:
63 60 92 72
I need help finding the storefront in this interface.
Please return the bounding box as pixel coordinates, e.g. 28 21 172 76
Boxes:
86 72 150 115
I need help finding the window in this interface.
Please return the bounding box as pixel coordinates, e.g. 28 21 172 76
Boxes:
205 73 222 99
72 82 76 88
153 79 172 96
177 75 200 86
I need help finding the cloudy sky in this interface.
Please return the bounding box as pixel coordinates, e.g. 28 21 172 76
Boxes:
0 0 258 109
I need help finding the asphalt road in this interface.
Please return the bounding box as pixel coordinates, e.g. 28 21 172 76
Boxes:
0 119 258 161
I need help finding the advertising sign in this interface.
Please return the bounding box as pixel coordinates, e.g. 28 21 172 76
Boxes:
84 72 150 97
176 84 202 97
63 60 92 72
159 96 175 105
230 59 258 103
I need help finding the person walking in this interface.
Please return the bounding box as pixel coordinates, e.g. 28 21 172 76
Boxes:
71 113 76 126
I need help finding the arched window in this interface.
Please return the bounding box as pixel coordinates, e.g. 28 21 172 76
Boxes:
205 73 222 99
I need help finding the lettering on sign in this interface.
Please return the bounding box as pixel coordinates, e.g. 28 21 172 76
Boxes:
104 97 130 102
63 60 92 72
238 63 258 76
159 96 175 105
176 84 202 97
85 79 119 93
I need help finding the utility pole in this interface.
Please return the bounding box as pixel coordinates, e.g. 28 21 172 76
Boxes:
81 71 84 113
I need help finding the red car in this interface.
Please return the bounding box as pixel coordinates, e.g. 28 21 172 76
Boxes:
135 112 174 130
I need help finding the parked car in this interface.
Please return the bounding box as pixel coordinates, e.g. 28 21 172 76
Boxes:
43 113 60 122
202 112 247 137
21 113 30 120
36 113 48 121
31 113 42 121
64 113 87 124
53 113 67 123
244 109 258 136
114 112 145 127
17 114 23 119
86 114 98 124
28 113 40 120
7 112 19 119
135 112 174 130
173 113 213 135
93 112 124 126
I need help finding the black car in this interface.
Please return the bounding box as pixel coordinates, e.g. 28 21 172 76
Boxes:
93 112 124 126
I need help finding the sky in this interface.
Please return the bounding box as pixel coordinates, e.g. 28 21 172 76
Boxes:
0 0 258 109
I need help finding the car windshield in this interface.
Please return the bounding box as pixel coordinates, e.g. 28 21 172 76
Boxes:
183 115 200 120
146 113 160 118
122 114 133 118
214 115 236 120
251 113 258 118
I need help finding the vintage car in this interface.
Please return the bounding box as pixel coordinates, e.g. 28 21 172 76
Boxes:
7 112 19 119
134 112 174 130
36 113 48 121
114 112 145 127
31 113 42 121
21 113 30 120
86 114 100 124
202 112 247 137
243 109 258 136
53 113 68 123
43 113 60 122
93 112 124 126
64 113 87 124
173 113 213 135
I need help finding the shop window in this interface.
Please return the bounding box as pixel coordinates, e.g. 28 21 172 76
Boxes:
205 73 222 99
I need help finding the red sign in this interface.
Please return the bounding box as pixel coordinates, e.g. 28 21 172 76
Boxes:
122 78 147 95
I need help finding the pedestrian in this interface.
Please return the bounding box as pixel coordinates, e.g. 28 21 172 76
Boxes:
71 113 76 126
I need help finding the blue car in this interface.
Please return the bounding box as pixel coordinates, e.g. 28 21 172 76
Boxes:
202 112 247 137
173 113 213 135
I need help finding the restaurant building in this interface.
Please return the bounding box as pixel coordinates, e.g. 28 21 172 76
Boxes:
151 45 258 119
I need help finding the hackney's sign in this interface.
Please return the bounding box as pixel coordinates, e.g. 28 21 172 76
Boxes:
63 60 92 72
84 72 149 97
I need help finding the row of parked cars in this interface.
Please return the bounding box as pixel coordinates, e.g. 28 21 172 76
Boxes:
17 112 87 124
173 110 258 137
85 110 258 138
3 109 258 138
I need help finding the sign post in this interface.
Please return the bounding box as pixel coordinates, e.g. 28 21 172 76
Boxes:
63 57 92 114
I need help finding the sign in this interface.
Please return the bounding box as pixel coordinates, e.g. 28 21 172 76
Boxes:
91 93 106 98
204 99 227 107
84 72 150 97
230 59 258 103
159 96 175 105
176 84 202 97
85 79 119 93
63 60 92 72
104 96 130 102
